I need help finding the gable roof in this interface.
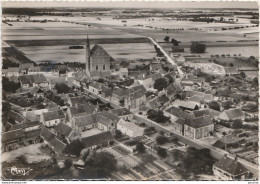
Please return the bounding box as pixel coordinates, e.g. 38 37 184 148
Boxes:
42 110 65 122
166 83 182 97
166 106 182 118
151 73 163 81
193 109 212 118
110 108 132 116
69 96 91 106
74 113 97 127
89 81 102 89
10 121 41 131
69 103 96 117
185 115 213 128
54 122 73 137
221 108 244 120
98 111 119 122
178 101 199 110
214 156 249 176
8 111 27 124
2 129 25 143
19 74 48 85
81 131 114 148
91 44 110 58
189 95 203 103
40 126 56 142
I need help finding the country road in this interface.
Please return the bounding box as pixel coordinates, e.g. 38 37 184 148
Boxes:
148 37 184 76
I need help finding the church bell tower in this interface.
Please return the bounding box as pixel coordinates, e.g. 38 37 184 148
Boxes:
86 35 91 77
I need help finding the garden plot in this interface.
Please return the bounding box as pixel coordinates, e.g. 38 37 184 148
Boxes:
1 144 51 163
117 155 142 168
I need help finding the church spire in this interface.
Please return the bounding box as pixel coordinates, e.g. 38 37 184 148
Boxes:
86 34 90 78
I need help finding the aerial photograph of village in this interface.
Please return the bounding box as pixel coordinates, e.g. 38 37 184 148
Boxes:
1 1 259 181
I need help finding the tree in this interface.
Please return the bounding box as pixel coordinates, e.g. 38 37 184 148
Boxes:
190 42 206 53
64 159 73 169
253 77 258 86
164 36 170 42
208 101 221 111
2 77 21 93
64 139 84 156
156 135 169 145
223 100 233 110
229 63 234 67
83 152 117 178
2 102 11 114
114 129 123 139
240 71 246 78
171 38 179 46
54 83 71 94
157 147 167 158
154 77 168 91
136 142 146 153
232 119 243 129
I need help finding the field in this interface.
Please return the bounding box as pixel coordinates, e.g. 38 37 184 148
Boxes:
3 14 259 63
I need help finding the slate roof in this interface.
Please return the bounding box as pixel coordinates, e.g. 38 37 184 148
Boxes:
90 44 110 57
98 111 119 122
54 122 73 137
10 121 41 131
166 83 182 97
221 108 244 120
224 67 238 74
110 108 132 116
24 128 41 139
69 103 96 117
176 118 185 125
2 129 25 143
214 156 249 176
8 111 27 124
178 101 199 110
166 106 183 118
42 110 65 122
81 131 114 148
40 126 66 154
19 74 48 85
193 109 212 118
185 115 213 128
74 113 97 127
151 73 163 81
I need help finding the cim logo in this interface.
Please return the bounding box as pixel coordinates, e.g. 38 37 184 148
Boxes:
8 166 33 176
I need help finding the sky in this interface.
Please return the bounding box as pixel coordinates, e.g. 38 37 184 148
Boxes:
2 0 259 9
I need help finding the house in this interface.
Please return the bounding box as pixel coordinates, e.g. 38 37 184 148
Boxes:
2 67 20 77
213 134 240 150
8 111 27 124
72 113 97 132
19 74 49 88
40 126 66 155
81 131 114 149
72 72 89 86
2 129 25 151
224 67 239 76
41 110 66 127
89 81 102 95
184 115 214 139
30 86 44 97
97 113 117 132
111 85 146 107
118 68 128 78
166 106 183 121
178 101 200 111
67 103 96 122
49 77 68 89
219 108 245 122
117 119 145 137
150 62 163 71
165 83 182 100
54 122 81 144
172 46 185 53
136 74 153 89
68 95 91 106
173 118 185 135
2 122 42 152
110 108 133 121
149 94 169 109
19 63 34 74
192 109 212 119
125 88 146 109
213 155 250 180
28 66 41 75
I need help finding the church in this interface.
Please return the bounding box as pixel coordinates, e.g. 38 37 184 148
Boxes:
86 36 111 79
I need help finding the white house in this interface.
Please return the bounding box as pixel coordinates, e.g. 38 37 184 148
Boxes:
117 119 144 137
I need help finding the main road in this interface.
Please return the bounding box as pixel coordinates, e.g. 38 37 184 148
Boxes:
148 37 184 76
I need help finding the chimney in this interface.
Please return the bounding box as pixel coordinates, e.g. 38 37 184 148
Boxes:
224 154 228 159
235 155 238 163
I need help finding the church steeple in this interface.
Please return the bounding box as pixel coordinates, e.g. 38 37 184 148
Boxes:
86 34 90 77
